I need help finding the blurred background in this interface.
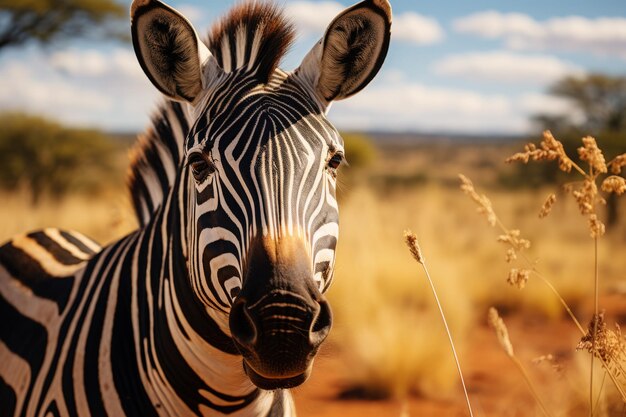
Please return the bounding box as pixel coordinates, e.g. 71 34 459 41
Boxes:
1 0 625 416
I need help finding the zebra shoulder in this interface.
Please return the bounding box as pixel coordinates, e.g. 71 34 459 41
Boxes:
0 228 100 276
0 228 101 311
0 229 100 417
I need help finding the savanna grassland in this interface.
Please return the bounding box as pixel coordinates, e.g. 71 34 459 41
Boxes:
1 134 625 417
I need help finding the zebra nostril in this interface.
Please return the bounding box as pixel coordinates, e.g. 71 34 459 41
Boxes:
230 299 258 349
309 300 332 347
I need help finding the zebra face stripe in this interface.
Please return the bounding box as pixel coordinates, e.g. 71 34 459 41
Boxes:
181 70 341 388
185 70 342 313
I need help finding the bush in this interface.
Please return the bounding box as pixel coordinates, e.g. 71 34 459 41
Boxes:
341 132 377 169
0 112 120 203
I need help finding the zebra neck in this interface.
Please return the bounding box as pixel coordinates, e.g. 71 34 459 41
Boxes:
126 173 273 414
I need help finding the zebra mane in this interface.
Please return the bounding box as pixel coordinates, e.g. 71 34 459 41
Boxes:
207 2 295 82
127 2 295 226
127 100 190 226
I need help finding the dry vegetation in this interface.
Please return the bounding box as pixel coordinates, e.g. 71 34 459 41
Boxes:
0 188 136 245
1 134 625 416
327 134 626 415
328 183 624 405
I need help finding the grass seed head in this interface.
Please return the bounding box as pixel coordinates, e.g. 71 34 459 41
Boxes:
609 154 626 174
459 174 497 226
506 131 573 173
543 131 574 173
505 248 517 263
571 180 597 215
577 312 626 369
507 268 531 290
538 193 557 218
578 136 607 174
488 307 514 357
601 175 626 195
497 229 531 251
588 213 606 239
403 230 424 264
506 143 535 164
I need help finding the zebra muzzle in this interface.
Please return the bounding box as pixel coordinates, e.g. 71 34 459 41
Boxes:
242 360 313 390
229 291 332 389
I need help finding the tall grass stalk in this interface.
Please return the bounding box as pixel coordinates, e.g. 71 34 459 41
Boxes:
499 215 626 403
507 134 622 414
590 237 599 417
511 356 553 417
532 270 585 334
592 373 607 417
494 215 587 334
499 206 626 404
461 130 626 406
461 172 587 332
488 307 554 417
517 233 626 405
404 231 474 417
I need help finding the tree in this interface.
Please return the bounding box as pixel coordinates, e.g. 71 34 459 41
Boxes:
533 73 626 228
0 112 120 203
0 0 126 51
548 74 626 133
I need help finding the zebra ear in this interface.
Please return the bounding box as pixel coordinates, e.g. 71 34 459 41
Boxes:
130 0 221 103
296 0 392 105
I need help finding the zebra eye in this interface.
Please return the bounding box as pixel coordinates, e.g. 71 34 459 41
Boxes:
327 152 344 170
188 153 215 182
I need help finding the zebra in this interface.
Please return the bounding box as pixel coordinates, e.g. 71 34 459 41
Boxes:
0 0 392 415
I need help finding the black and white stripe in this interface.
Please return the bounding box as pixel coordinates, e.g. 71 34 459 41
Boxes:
1 0 391 415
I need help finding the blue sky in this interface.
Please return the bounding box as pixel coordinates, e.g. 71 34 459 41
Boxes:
0 0 625 134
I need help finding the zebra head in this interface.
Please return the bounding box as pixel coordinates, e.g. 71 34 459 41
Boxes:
131 0 391 390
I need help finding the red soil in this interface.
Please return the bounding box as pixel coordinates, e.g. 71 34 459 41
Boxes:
292 294 626 417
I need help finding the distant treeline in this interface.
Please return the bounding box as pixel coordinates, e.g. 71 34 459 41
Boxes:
0 112 127 203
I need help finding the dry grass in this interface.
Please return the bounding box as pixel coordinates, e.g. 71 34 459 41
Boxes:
327 186 473 400
404 230 475 416
326 135 626 408
1 137 625 414
0 188 136 245
488 307 552 417
325 181 624 404
459 132 626 415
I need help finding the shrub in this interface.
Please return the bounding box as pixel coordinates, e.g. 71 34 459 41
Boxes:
341 132 377 170
0 112 120 203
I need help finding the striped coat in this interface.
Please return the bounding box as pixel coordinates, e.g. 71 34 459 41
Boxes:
0 0 392 415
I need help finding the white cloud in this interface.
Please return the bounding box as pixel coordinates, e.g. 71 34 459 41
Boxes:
454 11 540 39
284 1 343 36
50 50 109 77
331 80 528 133
0 47 568 134
393 12 444 45
518 92 573 114
0 60 111 125
50 48 144 79
0 49 157 130
433 51 583 85
453 11 626 58
327 72 583 134
285 1 443 45
518 93 585 126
